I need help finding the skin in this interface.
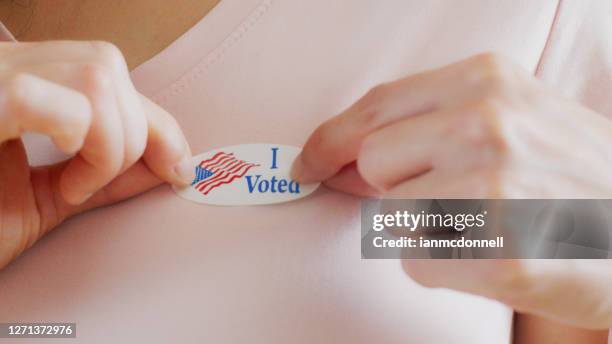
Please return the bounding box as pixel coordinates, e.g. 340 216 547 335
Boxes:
0 1 609 342
0 0 221 69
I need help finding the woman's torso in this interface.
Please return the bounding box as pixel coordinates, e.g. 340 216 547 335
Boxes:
0 0 564 342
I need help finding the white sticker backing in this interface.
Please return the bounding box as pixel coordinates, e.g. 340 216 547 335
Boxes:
173 144 320 206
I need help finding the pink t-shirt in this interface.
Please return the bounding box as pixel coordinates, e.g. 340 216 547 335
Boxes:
1 1 611 343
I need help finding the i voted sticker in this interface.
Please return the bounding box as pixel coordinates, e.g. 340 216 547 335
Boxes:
173 144 320 206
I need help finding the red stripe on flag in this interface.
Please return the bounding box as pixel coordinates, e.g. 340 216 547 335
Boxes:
199 152 231 168
192 151 260 195
201 163 258 195
205 155 236 170
196 161 247 191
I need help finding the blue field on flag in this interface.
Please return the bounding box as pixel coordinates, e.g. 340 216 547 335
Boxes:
192 166 214 185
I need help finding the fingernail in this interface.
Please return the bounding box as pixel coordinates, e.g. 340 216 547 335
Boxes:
173 157 195 185
71 192 93 205
290 155 305 182
81 192 94 203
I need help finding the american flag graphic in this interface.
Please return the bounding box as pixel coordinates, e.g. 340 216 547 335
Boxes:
191 151 259 195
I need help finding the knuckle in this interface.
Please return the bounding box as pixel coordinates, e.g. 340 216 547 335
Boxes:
474 52 510 74
353 83 392 127
89 41 127 73
78 63 113 96
464 99 508 149
488 260 533 306
4 73 32 113
357 108 381 128
471 52 517 92
365 84 388 101
473 98 505 120
442 100 510 174
362 83 389 108
482 74 510 97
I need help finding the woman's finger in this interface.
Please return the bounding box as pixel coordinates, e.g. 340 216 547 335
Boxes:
140 96 194 186
0 73 92 152
83 41 148 172
20 43 149 173
323 162 380 197
0 46 139 206
358 101 504 192
356 109 452 191
292 53 523 184
59 64 125 205
291 80 432 184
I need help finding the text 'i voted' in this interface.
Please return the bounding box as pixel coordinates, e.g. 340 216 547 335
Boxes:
173 144 320 206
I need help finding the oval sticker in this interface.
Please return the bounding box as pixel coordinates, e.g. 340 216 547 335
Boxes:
173 144 320 206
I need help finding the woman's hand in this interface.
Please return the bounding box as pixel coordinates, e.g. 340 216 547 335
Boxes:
291 53 612 329
0 41 193 269
292 53 612 198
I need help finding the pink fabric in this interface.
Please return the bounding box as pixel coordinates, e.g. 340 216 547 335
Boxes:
536 0 612 117
1 0 610 343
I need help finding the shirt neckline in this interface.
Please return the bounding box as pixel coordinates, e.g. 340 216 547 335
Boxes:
0 1 270 100
130 0 271 100
0 21 16 41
